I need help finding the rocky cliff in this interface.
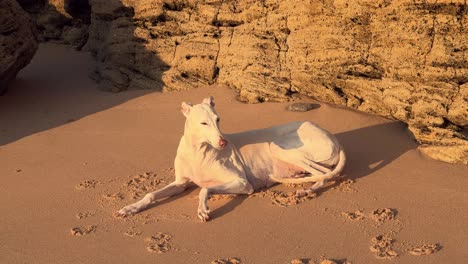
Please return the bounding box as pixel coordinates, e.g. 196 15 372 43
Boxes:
0 0 38 94
17 0 90 49
23 0 468 164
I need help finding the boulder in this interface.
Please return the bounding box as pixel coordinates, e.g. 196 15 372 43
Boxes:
0 0 38 94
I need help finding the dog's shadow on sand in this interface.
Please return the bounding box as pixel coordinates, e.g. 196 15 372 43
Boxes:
209 121 417 220
336 121 417 181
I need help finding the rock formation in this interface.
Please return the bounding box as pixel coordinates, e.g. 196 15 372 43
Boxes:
0 0 38 94
22 0 468 164
17 0 90 49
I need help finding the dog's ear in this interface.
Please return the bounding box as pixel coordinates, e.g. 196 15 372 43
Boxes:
181 102 193 117
202 96 215 107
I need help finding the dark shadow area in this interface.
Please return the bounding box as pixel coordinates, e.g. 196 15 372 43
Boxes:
209 195 248 221
16 0 46 14
335 121 417 180
1 1 168 146
310 121 416 195
17 0 90 45
65 0 91 24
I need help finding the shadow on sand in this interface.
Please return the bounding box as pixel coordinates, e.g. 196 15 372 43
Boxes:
336 121 417 180
0 1 168 146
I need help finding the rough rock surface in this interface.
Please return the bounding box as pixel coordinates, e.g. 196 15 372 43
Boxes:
25 0 468 164
0 0 38 94
18 0 90 49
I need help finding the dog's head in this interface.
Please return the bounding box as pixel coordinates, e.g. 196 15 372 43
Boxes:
181 96 228 150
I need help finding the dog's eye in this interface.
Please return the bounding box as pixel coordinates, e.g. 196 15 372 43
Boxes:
201 122 208 125
216 118 220 123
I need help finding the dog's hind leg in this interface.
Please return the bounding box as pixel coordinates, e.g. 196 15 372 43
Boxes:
115 180 190 217
197 179 253 222
271 143 331 174
270 142 332 192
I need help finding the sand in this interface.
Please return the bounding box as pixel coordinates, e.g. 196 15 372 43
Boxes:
1 44 467 264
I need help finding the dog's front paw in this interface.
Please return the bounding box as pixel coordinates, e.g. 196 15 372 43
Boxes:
114 204 141 218
197 207 210 222
197 188 211 222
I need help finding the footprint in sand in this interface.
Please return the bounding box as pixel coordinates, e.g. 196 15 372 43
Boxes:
408 243 441 256
70 225 97 236
252 189 317 206
75 180 99 190
123 172 162 199
145 232 172 253
211 257 242 264
209 194 237 201
290 258 352 264
102 192 124 200
370 208 396 224
341 210 365 221
341 208 397 224
124 227 142 237
331 178 356 192
370 234 398 259
75 211 94 219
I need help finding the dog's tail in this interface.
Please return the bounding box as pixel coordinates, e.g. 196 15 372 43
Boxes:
270 147 346 184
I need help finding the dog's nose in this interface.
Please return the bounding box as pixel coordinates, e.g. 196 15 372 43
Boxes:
219 138 228 148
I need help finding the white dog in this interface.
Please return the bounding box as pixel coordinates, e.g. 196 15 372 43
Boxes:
116 96 346 221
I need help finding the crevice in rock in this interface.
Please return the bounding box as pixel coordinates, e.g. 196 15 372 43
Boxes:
273 33 282 71
331 84 347 101
227 28 234 48
172 40 179 63
441 117 464 133
210 0 224 84
422 8 437 76
213 19 243 27
284 17 292 96
364 12 374 65
162 0 188 12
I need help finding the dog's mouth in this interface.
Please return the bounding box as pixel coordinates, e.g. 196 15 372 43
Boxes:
213 144 226 150
217 145 226 150
205 141 226 150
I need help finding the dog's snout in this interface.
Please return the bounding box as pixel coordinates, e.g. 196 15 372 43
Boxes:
219 138 228 148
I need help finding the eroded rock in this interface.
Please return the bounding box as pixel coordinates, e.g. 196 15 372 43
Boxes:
0 0 38 94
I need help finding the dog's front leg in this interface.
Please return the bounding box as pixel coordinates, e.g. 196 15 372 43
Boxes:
116 180 190 217
197 179 253 222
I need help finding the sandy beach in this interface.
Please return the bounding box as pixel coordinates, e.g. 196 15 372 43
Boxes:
1 44 467 264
